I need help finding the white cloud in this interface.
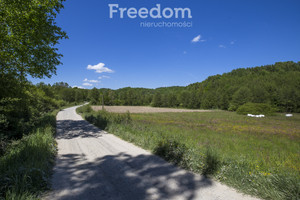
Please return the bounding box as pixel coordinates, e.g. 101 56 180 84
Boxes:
87 62 114 73
83 78 99 83
191 35 206 43
192 35 201 43
83 82 93 86
98 75 110 79
72 85 85 89
219 45 226 48
183 51 187 54
89 80 99 83
230 41 235 45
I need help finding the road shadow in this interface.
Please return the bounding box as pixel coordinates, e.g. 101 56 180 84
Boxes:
56 120 105 139
48 152 213 200
51 113 214 200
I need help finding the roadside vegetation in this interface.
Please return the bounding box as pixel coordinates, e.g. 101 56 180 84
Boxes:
0 0 79 199
0 80 89 200
78 104 300 200
0 82 90 199
0 112 57 200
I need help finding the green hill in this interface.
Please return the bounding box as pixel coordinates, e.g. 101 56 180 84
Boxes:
98 61 300 112
187 61 300 112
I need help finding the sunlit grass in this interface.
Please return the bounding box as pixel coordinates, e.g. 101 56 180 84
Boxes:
104 111 300 200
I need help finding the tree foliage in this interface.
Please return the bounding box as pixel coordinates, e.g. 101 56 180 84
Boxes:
236 103 276 115
89 61 300 113
0 79 89 145
0 0 69 148
0 0 68 80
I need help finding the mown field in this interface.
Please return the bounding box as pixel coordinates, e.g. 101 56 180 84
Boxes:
80 105 300 200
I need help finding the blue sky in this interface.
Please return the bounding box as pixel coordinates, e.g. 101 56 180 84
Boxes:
30 0 300 89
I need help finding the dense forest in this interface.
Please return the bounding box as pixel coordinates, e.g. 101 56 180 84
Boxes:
90 61 300 113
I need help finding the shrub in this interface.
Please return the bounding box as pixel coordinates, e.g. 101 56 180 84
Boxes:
203 148 221 176
236 102 276 116
154 138 188 166
0 126 56 199
56 100 67 108
76 104 92 114
85 113 108 130
82 109 131 130
228 103 238 111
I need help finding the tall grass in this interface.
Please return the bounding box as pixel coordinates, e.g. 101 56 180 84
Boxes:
79 105 300 200
0 113 57 199
77 105 131 130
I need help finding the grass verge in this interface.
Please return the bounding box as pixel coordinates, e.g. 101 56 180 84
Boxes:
77 104 300 200
0 104 78 200
0 114 56 199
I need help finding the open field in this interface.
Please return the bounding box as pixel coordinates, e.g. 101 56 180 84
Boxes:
80 105 300 200
92 106 212 113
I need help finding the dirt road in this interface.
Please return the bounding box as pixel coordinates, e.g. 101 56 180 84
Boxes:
45 106 259 200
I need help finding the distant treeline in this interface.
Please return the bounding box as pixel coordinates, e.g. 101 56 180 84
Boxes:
90 61 300 112
1 61 299 141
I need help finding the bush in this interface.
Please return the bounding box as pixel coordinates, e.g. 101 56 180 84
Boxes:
236 102 276 116
56 100 67 108
0 87 63 140
154 138 188 166
228 103 238 111
82 109 131 130
76 104 92 114
203 148 221 176
0 126 56 199
85 114 108 130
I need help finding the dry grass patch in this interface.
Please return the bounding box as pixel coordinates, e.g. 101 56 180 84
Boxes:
92 106 212 113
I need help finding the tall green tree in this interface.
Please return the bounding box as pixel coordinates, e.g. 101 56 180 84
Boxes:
152 93 163 107
0 0 67 140
89 88 100 105
230 87 252 110
0 0 68 80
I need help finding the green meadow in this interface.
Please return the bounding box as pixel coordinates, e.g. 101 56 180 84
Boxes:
80 106 300 200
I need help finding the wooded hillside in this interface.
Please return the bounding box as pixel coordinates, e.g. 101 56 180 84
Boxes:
94 61 300 112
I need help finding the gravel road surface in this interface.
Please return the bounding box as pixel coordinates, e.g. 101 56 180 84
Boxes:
45 106 259 200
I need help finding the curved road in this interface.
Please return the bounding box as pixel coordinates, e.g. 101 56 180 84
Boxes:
45 106 259 200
